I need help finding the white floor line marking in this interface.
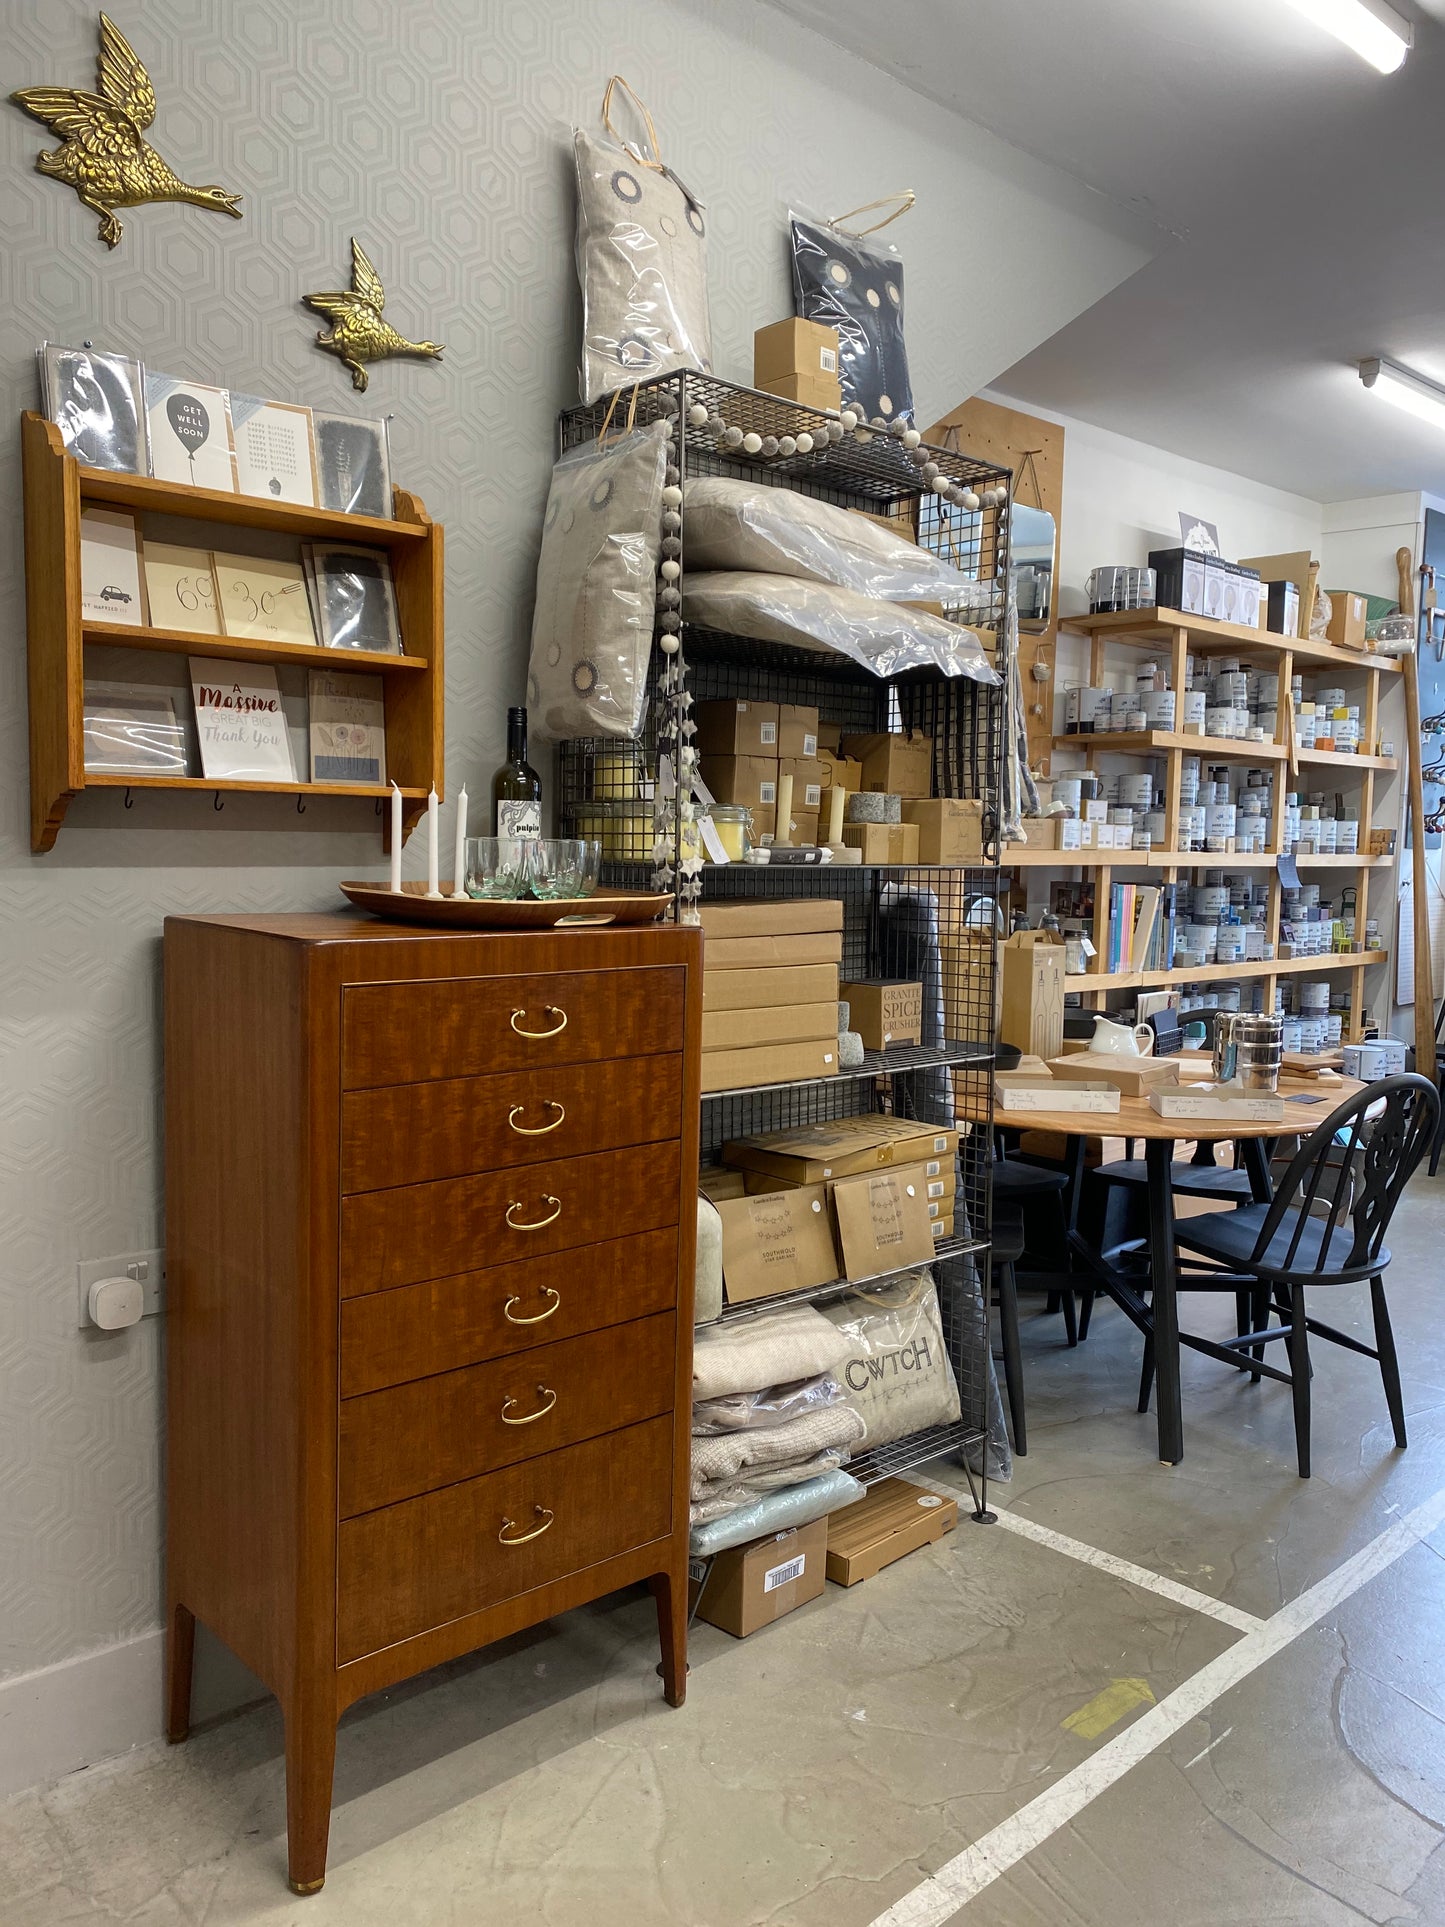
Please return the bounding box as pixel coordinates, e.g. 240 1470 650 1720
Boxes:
1182 1726 1232 1770
871 1484 1445 1926
988 1504 1265 1635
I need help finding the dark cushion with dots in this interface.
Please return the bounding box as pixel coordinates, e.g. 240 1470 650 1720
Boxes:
527 424 668 741
573 129 713 405
789 213 914 426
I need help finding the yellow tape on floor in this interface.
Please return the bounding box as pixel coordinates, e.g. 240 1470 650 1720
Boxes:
1061 1677 1155 1741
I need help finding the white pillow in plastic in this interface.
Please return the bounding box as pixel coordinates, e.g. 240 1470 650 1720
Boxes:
683 570 999 684
683 475 976 602
818 1269 962 1448
573 128 712 404
695 1196 723 1325
526 425 667 741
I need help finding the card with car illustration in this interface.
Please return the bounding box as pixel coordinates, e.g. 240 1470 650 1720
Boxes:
79 508 146 626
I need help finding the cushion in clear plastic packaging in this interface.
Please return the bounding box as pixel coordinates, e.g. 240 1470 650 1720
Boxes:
790 211 913 425
695 1196 723 1325
683 571 999 684
818 1269 962 1448
526 426 667 741
688 1467 866 1558
574 128 712 404
682 475 978 601
692 1371 843 1434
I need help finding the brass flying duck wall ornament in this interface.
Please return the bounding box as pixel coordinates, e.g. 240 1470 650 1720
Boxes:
304 239 444 392
11 14 242 249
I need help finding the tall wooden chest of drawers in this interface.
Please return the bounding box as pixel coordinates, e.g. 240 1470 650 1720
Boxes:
163 912 702 1893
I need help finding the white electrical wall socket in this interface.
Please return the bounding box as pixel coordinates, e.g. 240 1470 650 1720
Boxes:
77 1249 164 1330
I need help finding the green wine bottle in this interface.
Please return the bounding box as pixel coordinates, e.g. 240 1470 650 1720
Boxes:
493 705 541 837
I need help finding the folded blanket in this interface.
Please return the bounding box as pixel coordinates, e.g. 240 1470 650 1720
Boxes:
689 1468 866 1557
692 1304 852 1401
688 1448 854 1524
692 1372 842 1435
690 1402 867 1497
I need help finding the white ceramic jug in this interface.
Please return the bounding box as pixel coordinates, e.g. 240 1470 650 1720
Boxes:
1091 1015 1153 1058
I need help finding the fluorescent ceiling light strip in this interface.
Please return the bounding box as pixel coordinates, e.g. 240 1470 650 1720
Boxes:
1360 357 1445 432
1283 0 1412 72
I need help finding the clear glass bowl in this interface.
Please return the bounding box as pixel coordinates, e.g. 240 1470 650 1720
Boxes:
464 836 529 900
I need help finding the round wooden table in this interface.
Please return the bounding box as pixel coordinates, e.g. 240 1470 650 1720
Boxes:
993 1058 1364 1464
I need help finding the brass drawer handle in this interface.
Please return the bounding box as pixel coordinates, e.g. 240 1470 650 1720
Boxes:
501 1385 557 1426
508 1100 565 1136
511 1005 567 1039
506 1195 561 1231
503 1286 561 1325
499 1505 554 1546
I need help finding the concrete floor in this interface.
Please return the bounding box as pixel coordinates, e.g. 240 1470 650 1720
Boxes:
6 1174 1445 1926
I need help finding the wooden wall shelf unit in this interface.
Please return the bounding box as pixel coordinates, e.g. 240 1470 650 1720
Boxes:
1031 606 1400 1038
21 411 444 852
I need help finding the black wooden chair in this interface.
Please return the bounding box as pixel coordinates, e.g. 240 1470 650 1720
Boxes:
1428 998 1445 1177
1144 1074 1438 1477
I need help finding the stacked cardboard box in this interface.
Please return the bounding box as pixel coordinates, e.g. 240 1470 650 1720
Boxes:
697 699 822 845
699 898 842 1093
753 317 842 413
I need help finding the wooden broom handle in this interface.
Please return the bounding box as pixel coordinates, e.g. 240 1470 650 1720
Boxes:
1397 546 1415 617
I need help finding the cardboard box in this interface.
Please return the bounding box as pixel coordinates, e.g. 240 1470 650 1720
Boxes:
699 755 778 815
777 704 821 760
839 978 923 1049
700 1037 838 1094
699 898 843 939
997 1077 1121 1114
825 1478 957 1586
702 1002 838 1052
1047 1052 1178 1096
841 821 922 865
778 756 825 811
1325 589 1369 652
723 1117 955 1186
703 931 845 969
785 808 820 849
759 370 843 412
817 747 865 794
702 961 840 1010
901 797 986 864
690 1518 828 1637
999 931 1066 1061
715 1183 838 1304
754 317 839 384
832 1163 936 1279
840 731 934 797
853 503 919 544
694 698 780 757
930 1214 955 1241
698 1165 747 1202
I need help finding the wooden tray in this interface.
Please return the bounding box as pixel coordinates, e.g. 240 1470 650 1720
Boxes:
339 880 670 928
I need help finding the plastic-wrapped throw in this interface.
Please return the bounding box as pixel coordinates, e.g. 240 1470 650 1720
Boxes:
683 571 999 684
682 474 977 601
692 1370 844 1435
694 1196 723 1325
838 1029 865 1067
847 791 900 824
688 1467 866 1559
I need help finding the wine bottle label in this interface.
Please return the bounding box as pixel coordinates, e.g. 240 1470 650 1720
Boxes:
497 800 541 838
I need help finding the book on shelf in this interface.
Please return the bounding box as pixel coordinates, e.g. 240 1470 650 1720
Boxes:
79 508 146 626
189 660 296 782
144 372 238 490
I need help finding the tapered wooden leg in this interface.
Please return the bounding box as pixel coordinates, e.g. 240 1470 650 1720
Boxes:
1371 1276 1408 1449
650 1567 687 1708
1287 1285 1312 1479
284 1703 338 1895
165 1601 195 1744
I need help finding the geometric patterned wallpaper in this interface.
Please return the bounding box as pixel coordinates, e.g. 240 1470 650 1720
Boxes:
0 0 1150 1685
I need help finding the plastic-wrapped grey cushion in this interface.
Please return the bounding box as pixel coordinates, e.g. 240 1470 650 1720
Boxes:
818 1269 962 1447
688 1467 865 1557
695 1196 723 1325
526 426 667 741
573 128 712 404
683 571 999 684
682 475 978 601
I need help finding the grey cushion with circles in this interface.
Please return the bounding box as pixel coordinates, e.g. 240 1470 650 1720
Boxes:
526 426 667 741
683 570 1000 684
681 474 979 601
574 128 712 404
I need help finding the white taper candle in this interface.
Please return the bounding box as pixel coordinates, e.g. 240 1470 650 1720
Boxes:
450 785 468 899
389 781 403 892
425 787 441 897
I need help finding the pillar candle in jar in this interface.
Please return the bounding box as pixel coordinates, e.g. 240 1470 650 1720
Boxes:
389 781 403 892
425 788 441 897
775 772 794 846
449 785 468 899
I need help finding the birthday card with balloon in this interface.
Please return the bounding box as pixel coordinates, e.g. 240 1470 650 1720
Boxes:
145 372 239 492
